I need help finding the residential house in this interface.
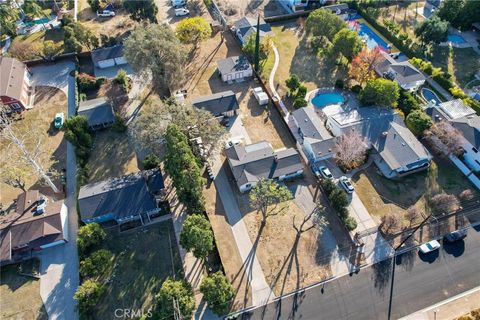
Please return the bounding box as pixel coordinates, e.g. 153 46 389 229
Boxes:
78 97 115 130
292 107 336 162
0 57 34 112
78 169 166 225
322 3 350 18
192 91 239 118
426 99 480 171
0 191 68 265
217 56 253 83
375 51 426 91
225 141 304 192
324 105 432 178
279 0 334 13
231 17 272 45
91 45 127 69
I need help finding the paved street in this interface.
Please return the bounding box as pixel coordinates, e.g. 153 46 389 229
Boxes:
246 224 480 320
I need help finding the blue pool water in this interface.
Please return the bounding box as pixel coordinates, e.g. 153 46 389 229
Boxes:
447 34 467 44
421 88 442 105
312 93 345 109
356 23 390 51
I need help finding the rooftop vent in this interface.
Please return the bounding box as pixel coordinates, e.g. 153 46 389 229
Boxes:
382 131 388 137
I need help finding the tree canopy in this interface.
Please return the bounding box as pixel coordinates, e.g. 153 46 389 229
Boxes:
74 280 105 316
306 9 347 40
0 3 20 36
242 32 270 62
249 179 293 222
180 214 214 259
200 272 235 315
157 278 195 319
437 0 480 29
77 223 106 255
348 47 384 86
123 0 158 23
79 249 113 278
124 23 187 96
405 110 433 136
359 78 400 107
176 17 212 45
414 15 449 45
331 28 363 61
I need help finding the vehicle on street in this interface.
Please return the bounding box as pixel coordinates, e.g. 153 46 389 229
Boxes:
419 240 441 254
339 176 354 193
54 112 64 129
443 229 467 243
252 87 269 106
319 166 333 179
97 10 115 17
224 137 243 149
174 8 190 16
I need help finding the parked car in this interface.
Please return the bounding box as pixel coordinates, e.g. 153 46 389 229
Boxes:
443 229 467 243
319 166 333 179
174 8 190 16
97 10 115 17
54 112 64 129
224 137 243 149
339 176 354 193
171 0 186 6
419 240 441 254
310 164 321 178
252 87 269 106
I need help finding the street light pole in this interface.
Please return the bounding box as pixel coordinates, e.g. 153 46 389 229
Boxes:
387 213 433 320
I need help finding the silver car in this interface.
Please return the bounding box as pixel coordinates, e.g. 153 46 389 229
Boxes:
340 176 354 193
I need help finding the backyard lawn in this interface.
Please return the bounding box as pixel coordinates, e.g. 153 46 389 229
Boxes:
93 221 182 319
353 158 477 228
430 46 480 88
0 260 47 320
374 1 426 38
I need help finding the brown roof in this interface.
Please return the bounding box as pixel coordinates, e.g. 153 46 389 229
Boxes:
0 56 28 101
0 191 65 262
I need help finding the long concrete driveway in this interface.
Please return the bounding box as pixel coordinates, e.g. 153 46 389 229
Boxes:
32 60 79 320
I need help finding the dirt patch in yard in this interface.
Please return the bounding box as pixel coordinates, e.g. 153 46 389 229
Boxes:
203 181 252 311
87 129 139 183
216 0 288 23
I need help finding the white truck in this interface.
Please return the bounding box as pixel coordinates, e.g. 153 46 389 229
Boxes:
252 87 269 106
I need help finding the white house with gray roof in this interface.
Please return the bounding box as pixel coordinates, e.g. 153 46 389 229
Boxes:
426 99 480 171
375 51 425 91
217 56 252 83
324 105 432 178
225 141 304 192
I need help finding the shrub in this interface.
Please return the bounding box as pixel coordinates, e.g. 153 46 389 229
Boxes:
142 154 161 170
74 280 105 316
337 206 350 220
321 179 337 196
112 114 127 132
359 78 400 108
114 69 130 93
459 189 474 201
296 85 307 99
429 193 460 214
285 74 300 96
293 97 308 109
157 278 195 319
79 249 113 279
77 73 105 93
329 188 349 211
406 110 433 136
397 89 420 115
77 223 106 255
344 216 357 231
335 79 344 89
200 272 235 315
351 84 362 94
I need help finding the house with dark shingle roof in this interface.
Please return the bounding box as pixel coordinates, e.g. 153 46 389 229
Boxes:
225 141 304 192
78 97 115 130
78 169 166 225
0 191 67 266
217 56 253 83
91 45 127 69
231 17 272 45
426 99 480 171
375 51 425 91
192 91 239 118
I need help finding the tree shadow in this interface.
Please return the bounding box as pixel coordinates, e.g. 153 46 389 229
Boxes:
418 250 439 264
371 257 392 295
443 240 465 258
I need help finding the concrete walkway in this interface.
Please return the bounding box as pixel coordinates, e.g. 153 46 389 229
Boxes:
400 286 480 320
268 44 290 117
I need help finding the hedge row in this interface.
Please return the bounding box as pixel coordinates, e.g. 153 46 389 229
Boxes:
321 179 357 231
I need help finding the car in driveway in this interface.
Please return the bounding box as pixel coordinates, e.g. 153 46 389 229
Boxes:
339 176 354 193
419 240 441 254
443 229 467 243
54 112 64 129
319 166 333 179
175 8 190 16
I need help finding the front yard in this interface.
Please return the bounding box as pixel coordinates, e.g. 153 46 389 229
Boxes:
92 221 182 319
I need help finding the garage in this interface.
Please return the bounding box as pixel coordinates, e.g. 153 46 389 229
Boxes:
91 45 127 69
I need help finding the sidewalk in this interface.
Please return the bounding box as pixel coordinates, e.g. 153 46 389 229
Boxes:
400 286 480 320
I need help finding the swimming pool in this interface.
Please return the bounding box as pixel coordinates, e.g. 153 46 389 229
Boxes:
447 34 467 44
421 88 442 105
355 23 390 51
311 93 345 109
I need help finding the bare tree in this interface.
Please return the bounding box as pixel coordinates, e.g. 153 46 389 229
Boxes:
293 206 328 235
249 179 293 223
424 121 464 156
380 213 401 234
334 130 369 171
430 192 460 215
405 206 422 227
0 105 59 193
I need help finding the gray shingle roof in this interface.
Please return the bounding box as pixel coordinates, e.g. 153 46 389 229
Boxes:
375 52 425 86
232 17 272 42
78 97 115 128
217 56 251 75
91 45 124 64
78 169 164 222
192 91 239 116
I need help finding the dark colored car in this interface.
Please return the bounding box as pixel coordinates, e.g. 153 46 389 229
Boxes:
443 229 467 243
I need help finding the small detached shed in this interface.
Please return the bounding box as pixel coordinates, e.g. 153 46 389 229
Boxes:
91 45 127 69
78 97 115 130
217 56 253 84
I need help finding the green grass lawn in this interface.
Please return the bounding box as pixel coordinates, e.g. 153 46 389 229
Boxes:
18 28 65 44
93 221 183 319
430 46 480 88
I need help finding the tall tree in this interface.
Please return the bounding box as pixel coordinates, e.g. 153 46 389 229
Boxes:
0 2 20 36
249 179 293 222
124 23 187 96
180 214 214 259
405 110 433 136
359 78 400 107
157 278 195 319
334 131 369 171
254 14 260 72
436 0 464 26
123 0 158 23
348 47 383 86
74 280 105 317
414 15 449 45
200 272 235 316
176 17 212 45
34 40 63 61
0 104 59 193
76 223 106 255
331 28 363 61
305 8 347 40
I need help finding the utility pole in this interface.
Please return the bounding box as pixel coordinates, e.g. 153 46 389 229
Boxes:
254 14 260 72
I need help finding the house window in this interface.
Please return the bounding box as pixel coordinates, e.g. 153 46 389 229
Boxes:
10 103 21 111
472 147 478 153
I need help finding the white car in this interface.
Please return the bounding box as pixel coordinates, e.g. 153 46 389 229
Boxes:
174 8 190 16
224 137 243 149
97 10 115 17
339 176 354 193
319 166 333 179
419 240 441 254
